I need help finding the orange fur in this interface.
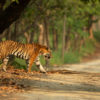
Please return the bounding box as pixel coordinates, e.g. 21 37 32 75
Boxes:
0 40 51 72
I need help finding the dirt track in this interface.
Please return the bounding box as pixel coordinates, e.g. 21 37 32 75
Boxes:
0 59 100 100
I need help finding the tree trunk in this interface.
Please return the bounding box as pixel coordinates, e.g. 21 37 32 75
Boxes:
29 32 34 43
44 17 50 47
44 17 50 68
0 29 7 41
62 15 66 61
11 20 19 41
65 26 71 52
24 32 30 43
6 27 11 40
52 28 58 50
88 15 95 39
38 22 44 45
73 33 80 51
29 23 37 43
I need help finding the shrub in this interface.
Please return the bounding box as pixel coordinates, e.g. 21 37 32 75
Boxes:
94 31 100 42
64 50 81 64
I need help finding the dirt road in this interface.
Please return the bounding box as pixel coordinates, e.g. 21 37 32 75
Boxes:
0 59 100 100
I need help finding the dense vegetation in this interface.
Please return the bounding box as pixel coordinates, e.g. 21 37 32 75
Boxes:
0 0 100 69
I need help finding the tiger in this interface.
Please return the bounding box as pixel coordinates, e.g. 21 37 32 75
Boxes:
0 40 51 73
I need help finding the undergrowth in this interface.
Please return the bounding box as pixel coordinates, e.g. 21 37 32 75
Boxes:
94 31 100 42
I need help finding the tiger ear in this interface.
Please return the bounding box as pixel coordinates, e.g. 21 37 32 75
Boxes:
46 47 49 50
46 47 51 52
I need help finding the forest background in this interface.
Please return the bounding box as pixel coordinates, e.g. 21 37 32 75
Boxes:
0 0 100 70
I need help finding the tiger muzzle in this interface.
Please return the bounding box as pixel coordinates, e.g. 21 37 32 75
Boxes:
45 54 51 59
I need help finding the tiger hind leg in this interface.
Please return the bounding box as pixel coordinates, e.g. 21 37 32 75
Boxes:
1 56 9 72
26 59 30 72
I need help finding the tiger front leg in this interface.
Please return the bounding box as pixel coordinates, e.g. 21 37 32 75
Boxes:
1 56 9 72
27 54 46 73
35 57 46 73
27 55 38 73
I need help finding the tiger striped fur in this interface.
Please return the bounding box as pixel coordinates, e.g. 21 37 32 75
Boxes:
0 40 51 73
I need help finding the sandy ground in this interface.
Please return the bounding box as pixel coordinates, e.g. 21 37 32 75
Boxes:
0 58 100 100
53 59 100 73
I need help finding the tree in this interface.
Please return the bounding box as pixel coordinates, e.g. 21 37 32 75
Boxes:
0 0 31 34
62 14 66 61
81 0 100 39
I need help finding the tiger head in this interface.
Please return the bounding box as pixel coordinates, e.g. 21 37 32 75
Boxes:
39 46 51 60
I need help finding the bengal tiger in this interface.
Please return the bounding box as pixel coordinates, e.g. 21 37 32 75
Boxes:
0 40 51 73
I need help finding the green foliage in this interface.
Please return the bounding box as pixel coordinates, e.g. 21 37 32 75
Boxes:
80 40 95 56
50 39 95 65
94 31 100 42
3 0 11 9
49 50 63 65
12 58 38 71
64 51 81 64
2 37 6 41
12 58 26 69
3 0 19 10
12 0 19 4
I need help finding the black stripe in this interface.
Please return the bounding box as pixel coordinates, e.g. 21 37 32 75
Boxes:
16 49 24 59
11 48 29 60
17 49 23 58
12 47 19 55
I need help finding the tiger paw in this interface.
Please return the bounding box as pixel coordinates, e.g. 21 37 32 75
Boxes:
1 65 7 72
